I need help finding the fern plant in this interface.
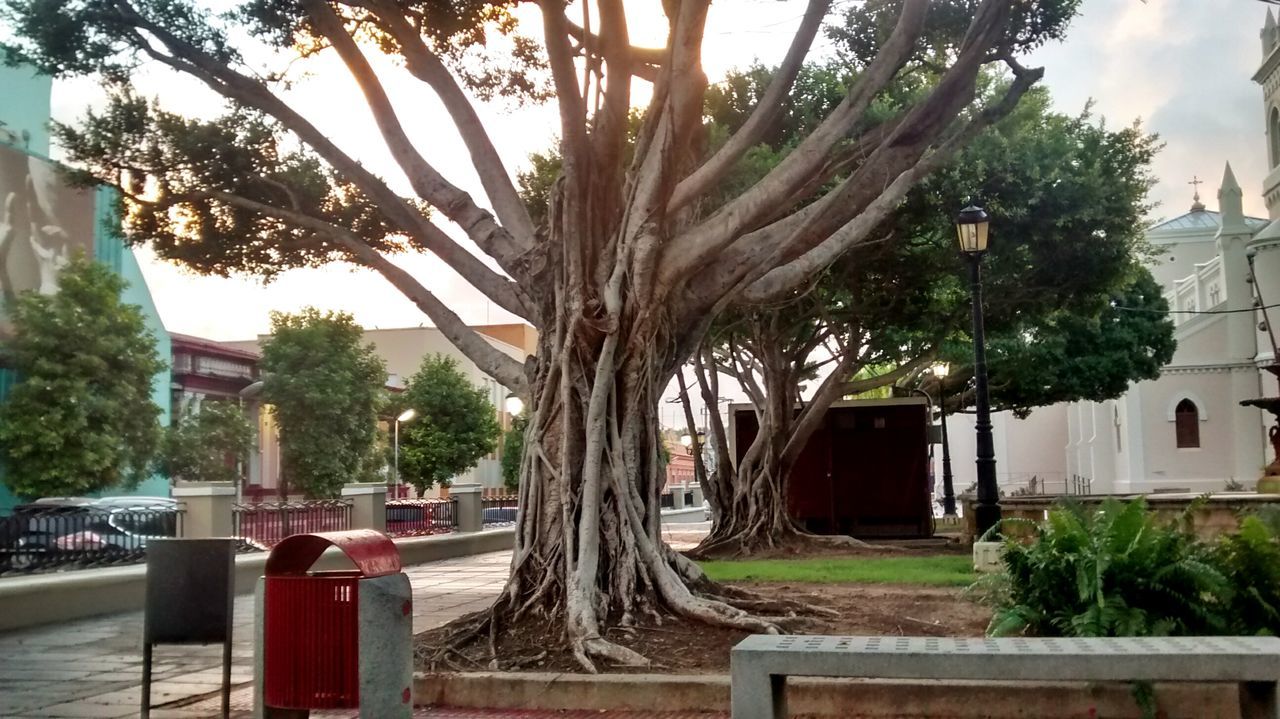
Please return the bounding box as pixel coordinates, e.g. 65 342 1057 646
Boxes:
985 498 1229 639
1214 515 1280 635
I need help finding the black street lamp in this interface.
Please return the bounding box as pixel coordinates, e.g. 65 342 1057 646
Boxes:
956 204 1000 537
931 362 957 517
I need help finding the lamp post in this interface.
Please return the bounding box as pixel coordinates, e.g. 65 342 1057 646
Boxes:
504 394 525 418
394 408 416 492
931 362 957 517
956 203 1000 537
679 430 705 455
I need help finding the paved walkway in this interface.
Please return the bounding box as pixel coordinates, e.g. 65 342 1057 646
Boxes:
0 525 708 718
0 551 511 718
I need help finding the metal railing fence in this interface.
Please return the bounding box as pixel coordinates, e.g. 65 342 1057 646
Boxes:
481 495 518 526
385 498 457 537
0 505 184 574
233 500 351 547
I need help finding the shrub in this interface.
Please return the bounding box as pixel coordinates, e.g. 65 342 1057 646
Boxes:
1214 515 1280 635
984 498 1228 638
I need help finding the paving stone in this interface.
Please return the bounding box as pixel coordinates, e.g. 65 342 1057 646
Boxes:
0 550 513 715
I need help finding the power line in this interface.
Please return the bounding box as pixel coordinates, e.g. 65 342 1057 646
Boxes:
1111 302 1280 316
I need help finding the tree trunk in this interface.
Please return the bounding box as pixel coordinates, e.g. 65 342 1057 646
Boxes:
691 334 918 559
693 348 817 558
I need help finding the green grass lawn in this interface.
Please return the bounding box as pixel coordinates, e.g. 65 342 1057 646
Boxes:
698 555 975 587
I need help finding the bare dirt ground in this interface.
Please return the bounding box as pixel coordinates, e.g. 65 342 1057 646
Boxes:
416 580 991 675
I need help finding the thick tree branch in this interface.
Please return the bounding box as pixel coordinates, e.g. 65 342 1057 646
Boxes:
302 0 531 273
739 62 1042 303
668 0 831 212
203 189 530 392
565 20 667 66
112 0 534 321
363 0 538 253
658 0 929 283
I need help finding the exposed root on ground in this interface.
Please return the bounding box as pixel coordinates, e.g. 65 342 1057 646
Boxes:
688 525 904 560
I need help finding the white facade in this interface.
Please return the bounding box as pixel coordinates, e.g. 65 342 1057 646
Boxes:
935 17 1280 497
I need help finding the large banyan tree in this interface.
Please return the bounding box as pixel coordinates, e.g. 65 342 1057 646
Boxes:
3 0 1080 668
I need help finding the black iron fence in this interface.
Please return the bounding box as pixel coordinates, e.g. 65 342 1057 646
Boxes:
232 499 351 547
385 499 457 537
481 495 518 526
0 504 184 574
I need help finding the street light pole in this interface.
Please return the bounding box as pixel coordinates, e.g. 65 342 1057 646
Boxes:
394 408 417 495
931 363 957 517
967 255 999 534
955 204 1000 537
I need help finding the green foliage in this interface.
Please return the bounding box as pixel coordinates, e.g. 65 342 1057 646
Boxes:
700 555 975 587
1214 515 1280 635
0 253 164 498
693 61 1171 417
982 501 1280 718
499 414 526 492
398 354 500 496
48 89 408 279
156 400 255 484
831 0 1081 70
985 499 1228 639
260 308 385 498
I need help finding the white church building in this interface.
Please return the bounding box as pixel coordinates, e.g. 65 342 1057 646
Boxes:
937 16 1280 498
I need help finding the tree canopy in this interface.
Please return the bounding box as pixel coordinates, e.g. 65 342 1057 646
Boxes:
259 308 385 498
2 0 1085 668
156 400 255 484
398 353 501 496
688 65 1172 556
0 253 164 498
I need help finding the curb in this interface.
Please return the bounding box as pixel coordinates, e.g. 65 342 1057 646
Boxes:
414 671 1239 718
0 528 514 632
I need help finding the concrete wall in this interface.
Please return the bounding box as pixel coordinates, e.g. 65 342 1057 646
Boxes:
0 528 515 632
935 405 1069 495
1134 370 1261 491
0 65 51 155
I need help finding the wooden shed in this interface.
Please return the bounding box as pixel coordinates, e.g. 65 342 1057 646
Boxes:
729 397 933 539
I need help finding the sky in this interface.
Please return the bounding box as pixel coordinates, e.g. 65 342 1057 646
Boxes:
37 0 1279 428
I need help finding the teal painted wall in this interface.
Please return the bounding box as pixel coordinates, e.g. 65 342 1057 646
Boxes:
0 65 51 155
0 71 172 510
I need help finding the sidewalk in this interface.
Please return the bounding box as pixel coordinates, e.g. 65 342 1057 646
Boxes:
0 551 511 718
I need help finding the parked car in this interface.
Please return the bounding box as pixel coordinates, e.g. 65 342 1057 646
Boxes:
483 507 518 524
0 496 180 571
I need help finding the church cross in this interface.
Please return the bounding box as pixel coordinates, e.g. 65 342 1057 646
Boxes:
1189 175 1203 200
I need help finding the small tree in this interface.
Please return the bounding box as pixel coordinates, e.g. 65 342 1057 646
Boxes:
157 401 254 484
260 308 385 498
0 253 164 498
500 415 527 492
399 354 500 496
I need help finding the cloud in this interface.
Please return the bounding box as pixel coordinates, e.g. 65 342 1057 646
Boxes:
1027 0 1269 220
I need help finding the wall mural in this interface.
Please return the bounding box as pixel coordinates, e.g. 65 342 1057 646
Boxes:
0 144 96 317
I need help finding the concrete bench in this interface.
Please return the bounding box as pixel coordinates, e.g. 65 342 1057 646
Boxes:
730 635 1280 719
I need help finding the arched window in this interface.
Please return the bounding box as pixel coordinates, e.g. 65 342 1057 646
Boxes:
1271 108 1280 168
1175 399 1200 449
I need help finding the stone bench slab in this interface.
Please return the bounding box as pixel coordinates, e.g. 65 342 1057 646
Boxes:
732 635 1280 683
731 635 1280 719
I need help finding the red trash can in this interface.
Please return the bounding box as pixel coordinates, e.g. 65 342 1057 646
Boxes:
255 530 412 718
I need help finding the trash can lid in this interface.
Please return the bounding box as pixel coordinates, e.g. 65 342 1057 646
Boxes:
265 529 401 577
